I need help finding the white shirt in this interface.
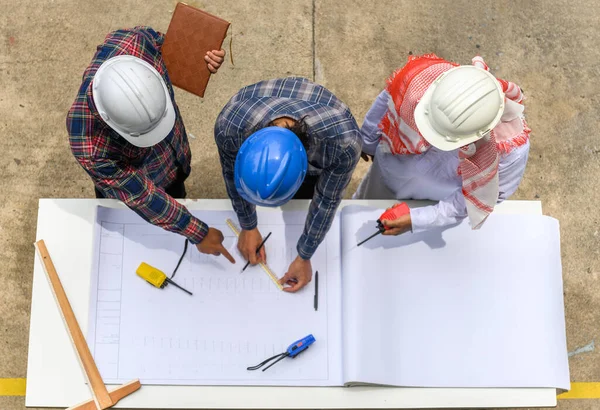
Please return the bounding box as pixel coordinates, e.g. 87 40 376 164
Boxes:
354 91 530 233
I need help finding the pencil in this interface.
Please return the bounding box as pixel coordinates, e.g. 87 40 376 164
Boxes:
314 271 319 311
241 232 272 272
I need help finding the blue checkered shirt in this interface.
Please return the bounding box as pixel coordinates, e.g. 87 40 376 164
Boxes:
215 77 362 259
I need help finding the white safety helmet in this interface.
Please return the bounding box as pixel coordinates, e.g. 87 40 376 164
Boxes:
414 65 504 151
92 55 175 147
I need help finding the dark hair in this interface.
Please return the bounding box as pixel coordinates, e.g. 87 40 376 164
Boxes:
245 116 311 151
272 115 311 151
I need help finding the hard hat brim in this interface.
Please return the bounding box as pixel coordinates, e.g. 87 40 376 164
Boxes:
116 98 176 148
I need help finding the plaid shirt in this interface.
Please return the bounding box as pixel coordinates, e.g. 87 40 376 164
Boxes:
67 26 208 244
215 77 362 259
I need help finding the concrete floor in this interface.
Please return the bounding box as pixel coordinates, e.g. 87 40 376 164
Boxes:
0 0 598 409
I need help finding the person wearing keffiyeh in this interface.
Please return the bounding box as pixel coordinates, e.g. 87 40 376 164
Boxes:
67 27 234 262
354 54 531 235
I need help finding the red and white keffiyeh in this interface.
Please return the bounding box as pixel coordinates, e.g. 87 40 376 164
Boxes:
378 54 530 229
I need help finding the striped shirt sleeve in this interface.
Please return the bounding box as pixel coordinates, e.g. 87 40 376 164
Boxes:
297 133 362 259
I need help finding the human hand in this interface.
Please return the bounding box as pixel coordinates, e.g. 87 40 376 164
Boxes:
381 212 412 236
238 228 267 265
196 228 235 263
361 152 374 162
279 256 312 293
205 49 225 73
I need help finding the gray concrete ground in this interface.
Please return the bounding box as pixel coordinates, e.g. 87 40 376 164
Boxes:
0 0 598 409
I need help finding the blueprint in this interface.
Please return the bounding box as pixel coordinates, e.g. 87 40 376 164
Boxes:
87 206 343 386
86 204 569 390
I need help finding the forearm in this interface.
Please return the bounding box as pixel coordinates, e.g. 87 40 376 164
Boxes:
297 191 342 259
94 174 208 244
143 203 208 245
222 172 258 230
297 140 360 258
410 189 468 233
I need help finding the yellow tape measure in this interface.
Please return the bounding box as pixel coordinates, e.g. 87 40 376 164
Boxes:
137 262 168 287
136 262 193 296
226 219 283 290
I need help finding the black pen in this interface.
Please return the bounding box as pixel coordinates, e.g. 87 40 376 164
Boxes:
314 271 319 311
242 232 272 272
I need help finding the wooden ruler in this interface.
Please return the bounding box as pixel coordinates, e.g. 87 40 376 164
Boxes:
34 240 141 410
225 219 283 290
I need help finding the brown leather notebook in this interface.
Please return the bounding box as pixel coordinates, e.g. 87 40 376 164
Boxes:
162 2 230 97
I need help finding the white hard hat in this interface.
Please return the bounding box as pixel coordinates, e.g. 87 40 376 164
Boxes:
92 55 175 147
414 65 504 151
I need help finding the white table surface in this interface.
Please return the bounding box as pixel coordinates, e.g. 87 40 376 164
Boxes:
26 198 557 409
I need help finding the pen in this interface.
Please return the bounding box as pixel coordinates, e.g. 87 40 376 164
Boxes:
241 232 272 272
314 271 319 311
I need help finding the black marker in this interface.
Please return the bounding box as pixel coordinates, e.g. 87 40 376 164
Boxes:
314 271 319 311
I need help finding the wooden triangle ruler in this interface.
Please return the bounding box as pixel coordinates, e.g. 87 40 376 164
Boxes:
34 240 141 409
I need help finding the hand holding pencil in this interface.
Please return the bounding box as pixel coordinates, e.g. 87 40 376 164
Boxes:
237 227 269 268
241 232 272 272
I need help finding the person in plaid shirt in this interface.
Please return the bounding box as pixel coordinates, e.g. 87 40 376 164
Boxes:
215 77 362 292
67 26 234 263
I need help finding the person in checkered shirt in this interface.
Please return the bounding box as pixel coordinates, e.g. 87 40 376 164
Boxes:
67 26 234 263
215 77 362 292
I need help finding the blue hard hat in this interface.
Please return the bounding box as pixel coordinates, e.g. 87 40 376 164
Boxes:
235 126 308 207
